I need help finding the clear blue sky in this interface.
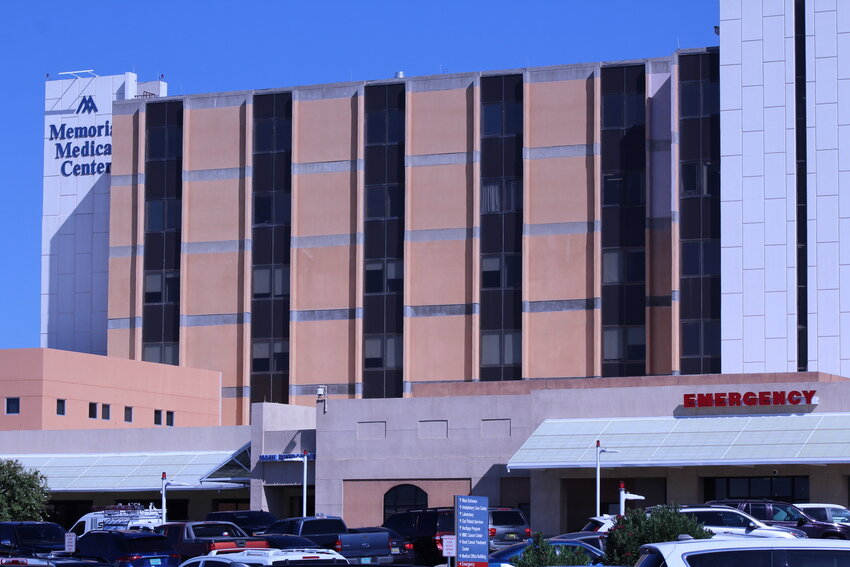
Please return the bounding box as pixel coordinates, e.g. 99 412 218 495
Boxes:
0 0 718 349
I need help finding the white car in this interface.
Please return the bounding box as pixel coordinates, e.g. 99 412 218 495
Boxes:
178 548 349 567
677 506 806 539
635 537 850 567
796 503 850 525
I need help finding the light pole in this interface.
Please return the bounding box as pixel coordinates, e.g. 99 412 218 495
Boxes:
161 472 190 524
595 440 620 517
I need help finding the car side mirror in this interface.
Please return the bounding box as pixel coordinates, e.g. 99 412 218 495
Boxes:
797 518 806 527
747 522 757 531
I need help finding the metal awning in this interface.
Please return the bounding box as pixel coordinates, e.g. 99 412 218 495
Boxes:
507 413 850 470
199 442 251 485
9 450 246 492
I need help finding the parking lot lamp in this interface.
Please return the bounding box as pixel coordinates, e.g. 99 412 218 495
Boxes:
595 440 620 517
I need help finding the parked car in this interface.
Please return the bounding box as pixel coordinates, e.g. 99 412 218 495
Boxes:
795 503 850 525
707 499 850 539
0 522 68 556
349 527 415 564
553 531 607 551
488 539 603 567
154 522 268 561
580 515 616 533
0 557 112 567
207 547 348 564
382 508 455 566
487 508 530 552
74 530 180 567
203 513 277 537
676 505 806 539
634 536 850 567
262 517 392 564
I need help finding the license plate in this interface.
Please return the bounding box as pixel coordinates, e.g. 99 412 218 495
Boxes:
505 533 518 539
360 558 372 564
151 560 161 565
391 547 400 554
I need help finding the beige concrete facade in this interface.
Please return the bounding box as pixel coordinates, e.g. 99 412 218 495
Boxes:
0 348 221 430
105 53 720 425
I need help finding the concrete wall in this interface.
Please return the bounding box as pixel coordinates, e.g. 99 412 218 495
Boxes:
0 348 221 430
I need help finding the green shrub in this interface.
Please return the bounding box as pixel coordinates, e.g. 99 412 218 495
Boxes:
512 532 594 567
602 506 712 565
0 459 49 521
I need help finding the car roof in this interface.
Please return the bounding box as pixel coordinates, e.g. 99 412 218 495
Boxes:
797 503 849 508
643 538 850 554
83 530 165 538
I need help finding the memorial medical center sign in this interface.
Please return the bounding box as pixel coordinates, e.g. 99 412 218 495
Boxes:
48 95 112 177
683 389 817 408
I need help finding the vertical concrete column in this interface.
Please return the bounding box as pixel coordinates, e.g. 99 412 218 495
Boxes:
529 470 562 535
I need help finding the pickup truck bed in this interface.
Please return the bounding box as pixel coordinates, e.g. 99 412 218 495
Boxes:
156 521 268 560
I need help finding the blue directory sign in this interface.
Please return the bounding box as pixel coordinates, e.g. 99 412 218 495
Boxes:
455 495 489 567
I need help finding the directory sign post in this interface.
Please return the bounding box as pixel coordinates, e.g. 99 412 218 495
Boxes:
455 495 489 567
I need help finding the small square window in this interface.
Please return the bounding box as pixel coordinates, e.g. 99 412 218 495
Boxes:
101 404 110 420
56 399 66 416
88 402 97 419
166 411 174 427
154 409 162 425
124 406 133 423
6 397 20 415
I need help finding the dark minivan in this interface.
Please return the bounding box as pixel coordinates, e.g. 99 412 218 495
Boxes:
75 530 180 567
707 499 850 539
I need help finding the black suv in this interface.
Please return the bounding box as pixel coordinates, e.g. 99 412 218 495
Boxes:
0 521 67 556
204 511 277 536
382 507 454 566
75 530 180 567
707 499 850 539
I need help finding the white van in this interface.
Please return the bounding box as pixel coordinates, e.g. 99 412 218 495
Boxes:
69 504 164 535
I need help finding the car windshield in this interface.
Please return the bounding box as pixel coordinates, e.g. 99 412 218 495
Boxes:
194 524 248 537
300 520 346 536
491 511 525 526
772 504 806 522
230 512 276 526
14 524 65 544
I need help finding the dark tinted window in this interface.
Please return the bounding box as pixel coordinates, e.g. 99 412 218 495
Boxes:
490 511 525 526
685 550 770 567
299 519 347 536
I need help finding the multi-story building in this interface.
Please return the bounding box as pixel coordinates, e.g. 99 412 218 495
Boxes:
16 0 850 535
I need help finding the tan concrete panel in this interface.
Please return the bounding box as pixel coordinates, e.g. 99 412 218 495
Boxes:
183 179 244 242
184 106 245 171
647 227 673 297
292 172 356 237
526 233 594 302
526 310 595 378
111 113 140 176
0 349 220 430
409 88 471 156
343 479 471 528
527 80 593 148
108 257 133 319
107 329 132 359
294 98 357 164
292 320 356 384
407 240 472 306
407 164 473 231
220 397 248 427
647 306 676 376
182 252 243 315
183 324 244 388
408 316 472 382
526 156 595 225
109 187 137 248
292 247 356 310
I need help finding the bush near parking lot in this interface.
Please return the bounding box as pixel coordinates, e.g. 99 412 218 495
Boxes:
603 506 712 566
0 459 50 521
512 533 593 567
